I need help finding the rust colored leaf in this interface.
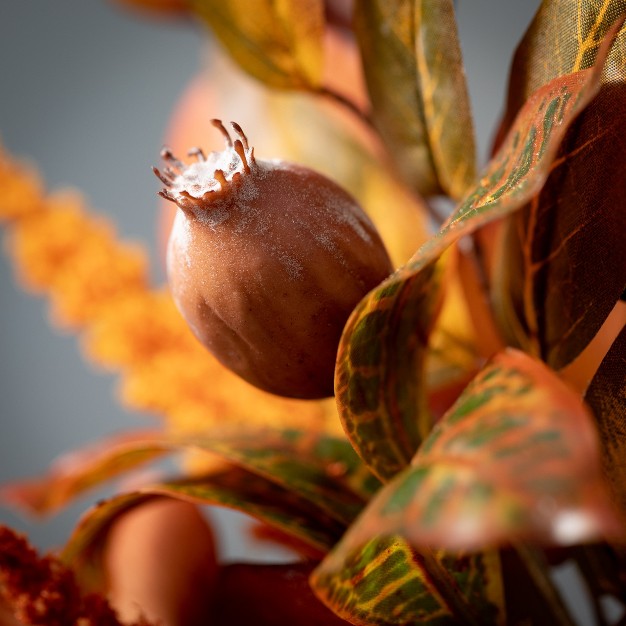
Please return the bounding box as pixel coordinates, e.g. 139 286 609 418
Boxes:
311 536 504 626
332 350 622 558
62 466 345 568
585 323 626 511
1 430 166 515
354 0 475 198
525 85 626 368
336 32 615 484
491 6 626 369
191 0 325 90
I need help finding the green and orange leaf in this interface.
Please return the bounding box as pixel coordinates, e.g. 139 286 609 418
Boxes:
354 0 475 198
191 0 325 90
312 536 504 626
336 255 444 484
332 350 622 559
336 26 618 484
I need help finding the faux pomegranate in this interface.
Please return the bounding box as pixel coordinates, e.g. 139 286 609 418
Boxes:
156 120 393 399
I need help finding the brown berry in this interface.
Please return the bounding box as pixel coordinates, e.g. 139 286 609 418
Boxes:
155 120 393 399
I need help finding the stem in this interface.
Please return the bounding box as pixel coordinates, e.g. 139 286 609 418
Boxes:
317 85 377 135
520 197 542 357
572 544 626 626
419 547 483 626
457 244 507 358
424 199 447 229
515 544 578 626
589 592 610 626
317 86 445 230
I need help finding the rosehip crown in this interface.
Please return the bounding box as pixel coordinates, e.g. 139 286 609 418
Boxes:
153 119 256 212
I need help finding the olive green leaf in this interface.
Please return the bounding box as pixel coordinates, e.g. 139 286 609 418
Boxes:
332 350 622 560
499 0 626 134
336 26 618 484
585 323 626 510
62 465 345 568
492 6 626 369
354 0 475 199
2 427 378 528
191 0 325 89
311 536 504 626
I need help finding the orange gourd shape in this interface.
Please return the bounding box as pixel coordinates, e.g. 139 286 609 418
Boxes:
156 121 393 399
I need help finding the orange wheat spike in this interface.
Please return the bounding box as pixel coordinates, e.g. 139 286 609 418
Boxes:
0 145 46 222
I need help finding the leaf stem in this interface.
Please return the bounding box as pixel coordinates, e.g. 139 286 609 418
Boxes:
316 86 377 134
317 85 445 228
520 197 542 358
419 547 483 626
515 544 578 626
317 86 451 230
572 544 626 626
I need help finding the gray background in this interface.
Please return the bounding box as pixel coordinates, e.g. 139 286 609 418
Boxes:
0 0 541 563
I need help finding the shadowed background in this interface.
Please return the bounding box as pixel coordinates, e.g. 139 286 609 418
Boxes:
0 0 541 566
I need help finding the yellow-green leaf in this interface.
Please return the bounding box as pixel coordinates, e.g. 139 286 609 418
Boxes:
312 536 504 626
355 0 475 198
191 0 325 90
332 350 622 557
336 31 615 484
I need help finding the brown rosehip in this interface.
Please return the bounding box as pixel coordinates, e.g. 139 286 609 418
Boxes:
155 120 393 399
